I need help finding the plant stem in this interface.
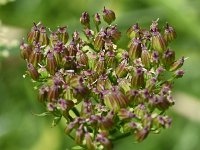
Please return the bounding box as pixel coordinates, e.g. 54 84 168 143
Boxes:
111 132 131 141
72 107 80 117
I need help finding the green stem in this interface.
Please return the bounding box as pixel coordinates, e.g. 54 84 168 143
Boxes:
72 107 80 117
111 132 131 141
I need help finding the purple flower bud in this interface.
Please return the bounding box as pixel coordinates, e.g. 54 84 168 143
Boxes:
102 7 116 24
84 28 94 39
145 77 157 91
20 42 32 60
118 108 135 120
57 26 69 44
163 49 175 69
128 38 142 61
170 57 184 71
152 50 159 64
151 31 166 53
76 51 88 67
99 116 114 130
50 32 59 46
80 12 90 28
47 102 55 111
174 69 184 78
67 41 77 57
85 132 95 150
75 125 84 145
115 60 128 78
27 63 39 80
39 26 49 46
95 56 105 75
29 44 43 67
58 99 74 111
47 84 59 101
64 122 76 134
141 49 151 69
94 32 105 51
126 90 139 104
46 51 57 75
164 23 176 43
104 90 129 112
69 75 84 89
27 22 40 44
135 127 149 142
131 67 145 89
38 85 49 102
96 133 111 149
94 13 101 26
127 23 140 38
109 25 121 42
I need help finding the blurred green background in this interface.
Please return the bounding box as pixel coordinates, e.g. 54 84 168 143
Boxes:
0 0 200 150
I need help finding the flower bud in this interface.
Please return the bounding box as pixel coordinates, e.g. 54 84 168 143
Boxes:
20 42 32 60
29 45 43 67
169 57 184 71
151 31 166 53
69 75 84 89
174 70 184 78
84 28 94 39
128 38 142 61
123 122 137 132
58 99 74 111
38 85 49 102
27 63 39 80
164 23 176 43
47 84 59 101
67 41 77 57
115 60 128 78
145 77 156 92
118 79 131 93
85 132 95 150
126 90 139 104
76 51 88 67
47 102 55 111
104 90 129 112
105 51 116 68
134 104 146 119
162 49 175 69
118 108 135 120
50 32 59 46
75 125 84 145
127 23 140 38
94 32 105 51
141 48 151 69
27 23 40 44
151 50 159 64
96 133 112 150
65 122 77 134
95 56 105 75
80 12 90 28
102 7 116 24
135 127 149 142
142 114 152 129
39 26 49 46
46 51 57 75
131 67 145 89
99 116 114 130
57 26 69 44
93 13 101 26
109 25 121 42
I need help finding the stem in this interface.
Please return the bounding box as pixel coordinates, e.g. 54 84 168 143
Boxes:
68 134 75 140
72 107 80 117
111 132 131 141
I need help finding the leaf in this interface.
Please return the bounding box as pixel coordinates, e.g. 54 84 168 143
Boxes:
32 111 51 117
71 145 85 150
